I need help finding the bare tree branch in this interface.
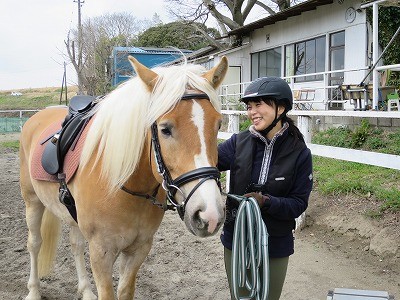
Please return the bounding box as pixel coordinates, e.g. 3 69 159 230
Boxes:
165 0 302 46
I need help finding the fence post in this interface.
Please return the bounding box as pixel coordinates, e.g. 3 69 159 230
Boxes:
225 113 241 192
227 114 240 133
297 115 312 143
295 115 312 231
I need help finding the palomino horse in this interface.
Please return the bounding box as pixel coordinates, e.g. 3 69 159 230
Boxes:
19 56 228 299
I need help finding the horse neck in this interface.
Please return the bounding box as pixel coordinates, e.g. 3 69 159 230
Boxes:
123 133 159 193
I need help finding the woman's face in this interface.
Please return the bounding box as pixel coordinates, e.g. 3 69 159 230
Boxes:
246 99 285 132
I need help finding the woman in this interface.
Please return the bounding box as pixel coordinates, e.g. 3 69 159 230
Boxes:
218 77 313 300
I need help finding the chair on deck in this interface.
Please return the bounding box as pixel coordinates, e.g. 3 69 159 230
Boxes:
293 89 315 110
387 91 399 111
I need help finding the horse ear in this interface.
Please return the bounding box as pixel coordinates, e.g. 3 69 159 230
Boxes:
128 55 158 91
203 56 228 89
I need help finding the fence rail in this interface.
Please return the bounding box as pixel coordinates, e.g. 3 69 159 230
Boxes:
1 109 399 170
219 109 400 171
0 110 38 133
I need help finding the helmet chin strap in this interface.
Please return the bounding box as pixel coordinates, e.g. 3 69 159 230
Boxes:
259 105 287 137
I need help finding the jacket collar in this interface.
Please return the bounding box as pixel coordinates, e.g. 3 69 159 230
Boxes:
249 121 289 144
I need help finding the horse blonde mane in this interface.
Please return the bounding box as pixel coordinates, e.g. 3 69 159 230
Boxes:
80 62 221 193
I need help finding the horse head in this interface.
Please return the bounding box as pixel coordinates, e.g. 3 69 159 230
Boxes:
129 56 228 237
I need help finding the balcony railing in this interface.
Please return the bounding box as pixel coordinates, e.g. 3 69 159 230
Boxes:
219 65 400 112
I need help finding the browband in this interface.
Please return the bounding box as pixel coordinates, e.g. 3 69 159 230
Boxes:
180 93 210 100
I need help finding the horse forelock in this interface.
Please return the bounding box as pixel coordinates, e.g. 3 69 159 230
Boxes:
80 61 221 194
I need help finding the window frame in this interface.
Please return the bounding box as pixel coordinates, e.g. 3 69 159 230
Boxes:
250 46 282 80
285 35 326 83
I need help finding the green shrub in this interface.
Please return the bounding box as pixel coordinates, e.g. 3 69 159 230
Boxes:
312 126 352 148
313 120 400 155
239 119 251 131
350 119 370 148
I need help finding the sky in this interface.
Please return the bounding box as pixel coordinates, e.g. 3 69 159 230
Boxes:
0 0 171 91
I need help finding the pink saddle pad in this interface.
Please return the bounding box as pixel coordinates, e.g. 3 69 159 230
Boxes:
31 118 93 183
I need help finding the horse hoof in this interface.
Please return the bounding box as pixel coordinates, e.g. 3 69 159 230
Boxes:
25 290 41 300
82 290 97 300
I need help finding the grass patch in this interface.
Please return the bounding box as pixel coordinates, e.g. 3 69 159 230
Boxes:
312 119 400 213
0 86 78 110
0 140 20 151
313 156 400 213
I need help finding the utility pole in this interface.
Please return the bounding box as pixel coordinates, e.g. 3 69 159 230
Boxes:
59 62 68 105
74 0 85 94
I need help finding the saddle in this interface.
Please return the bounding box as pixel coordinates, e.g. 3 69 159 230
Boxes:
41 95 96 175
40 95 98 223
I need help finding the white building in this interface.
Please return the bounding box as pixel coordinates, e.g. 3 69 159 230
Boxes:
205 0 399 111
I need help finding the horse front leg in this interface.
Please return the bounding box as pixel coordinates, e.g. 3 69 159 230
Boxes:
88 241 119 300
117 240 154 300
69 226 97 300
24 200 45 300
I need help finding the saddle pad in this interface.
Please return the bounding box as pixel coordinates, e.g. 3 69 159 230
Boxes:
31 118 93 183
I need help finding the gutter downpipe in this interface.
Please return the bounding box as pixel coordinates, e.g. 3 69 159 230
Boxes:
372 2 379 110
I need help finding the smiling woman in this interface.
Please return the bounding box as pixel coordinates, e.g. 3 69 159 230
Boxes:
217 76 313 300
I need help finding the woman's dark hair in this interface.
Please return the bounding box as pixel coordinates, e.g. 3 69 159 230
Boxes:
282 115 305 142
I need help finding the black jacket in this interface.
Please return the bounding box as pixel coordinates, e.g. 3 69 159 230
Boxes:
218 124 313 257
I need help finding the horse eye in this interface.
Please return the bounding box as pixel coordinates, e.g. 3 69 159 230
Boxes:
161 127 172 136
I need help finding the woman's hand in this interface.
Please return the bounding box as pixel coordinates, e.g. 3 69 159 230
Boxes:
243 192 268 207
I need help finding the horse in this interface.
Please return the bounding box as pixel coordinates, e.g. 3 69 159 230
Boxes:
19 56 228 300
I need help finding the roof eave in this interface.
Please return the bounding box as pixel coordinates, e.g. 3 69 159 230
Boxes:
228 0 334 37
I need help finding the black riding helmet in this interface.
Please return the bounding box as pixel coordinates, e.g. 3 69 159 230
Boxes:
241 77 293 135
241 76 293 110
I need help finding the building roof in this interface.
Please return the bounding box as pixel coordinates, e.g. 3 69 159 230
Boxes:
112 46 192 55
228 0 334 36
361 0 400 7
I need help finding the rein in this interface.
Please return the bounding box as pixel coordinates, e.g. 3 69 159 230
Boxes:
122 93 222 220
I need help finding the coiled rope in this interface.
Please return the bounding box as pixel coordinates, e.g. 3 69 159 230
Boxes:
228 194 269 300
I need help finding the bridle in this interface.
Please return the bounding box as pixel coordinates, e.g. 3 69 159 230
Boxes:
122 93 222 220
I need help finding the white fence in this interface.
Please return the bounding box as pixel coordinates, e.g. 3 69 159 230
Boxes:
1 109 399 170
218 109 400 171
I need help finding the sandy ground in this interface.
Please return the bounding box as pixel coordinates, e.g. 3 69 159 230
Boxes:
0 132 399 299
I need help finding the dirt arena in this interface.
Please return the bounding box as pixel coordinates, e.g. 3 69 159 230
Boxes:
0 133 399 299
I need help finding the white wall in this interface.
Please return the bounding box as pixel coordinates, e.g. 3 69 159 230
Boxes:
217 0 372 110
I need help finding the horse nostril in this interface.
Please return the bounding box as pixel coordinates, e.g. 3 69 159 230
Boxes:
216 220 222 229
193 210 208 230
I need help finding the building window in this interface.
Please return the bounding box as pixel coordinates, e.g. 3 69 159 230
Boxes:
330 31 345 74
329 31 345 109
285 36 326 82
251 47 282 80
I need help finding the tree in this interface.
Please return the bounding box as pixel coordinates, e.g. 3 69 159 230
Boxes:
165 0 303 47
365 4 400 87
65 12 160 95
137 21 221 50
